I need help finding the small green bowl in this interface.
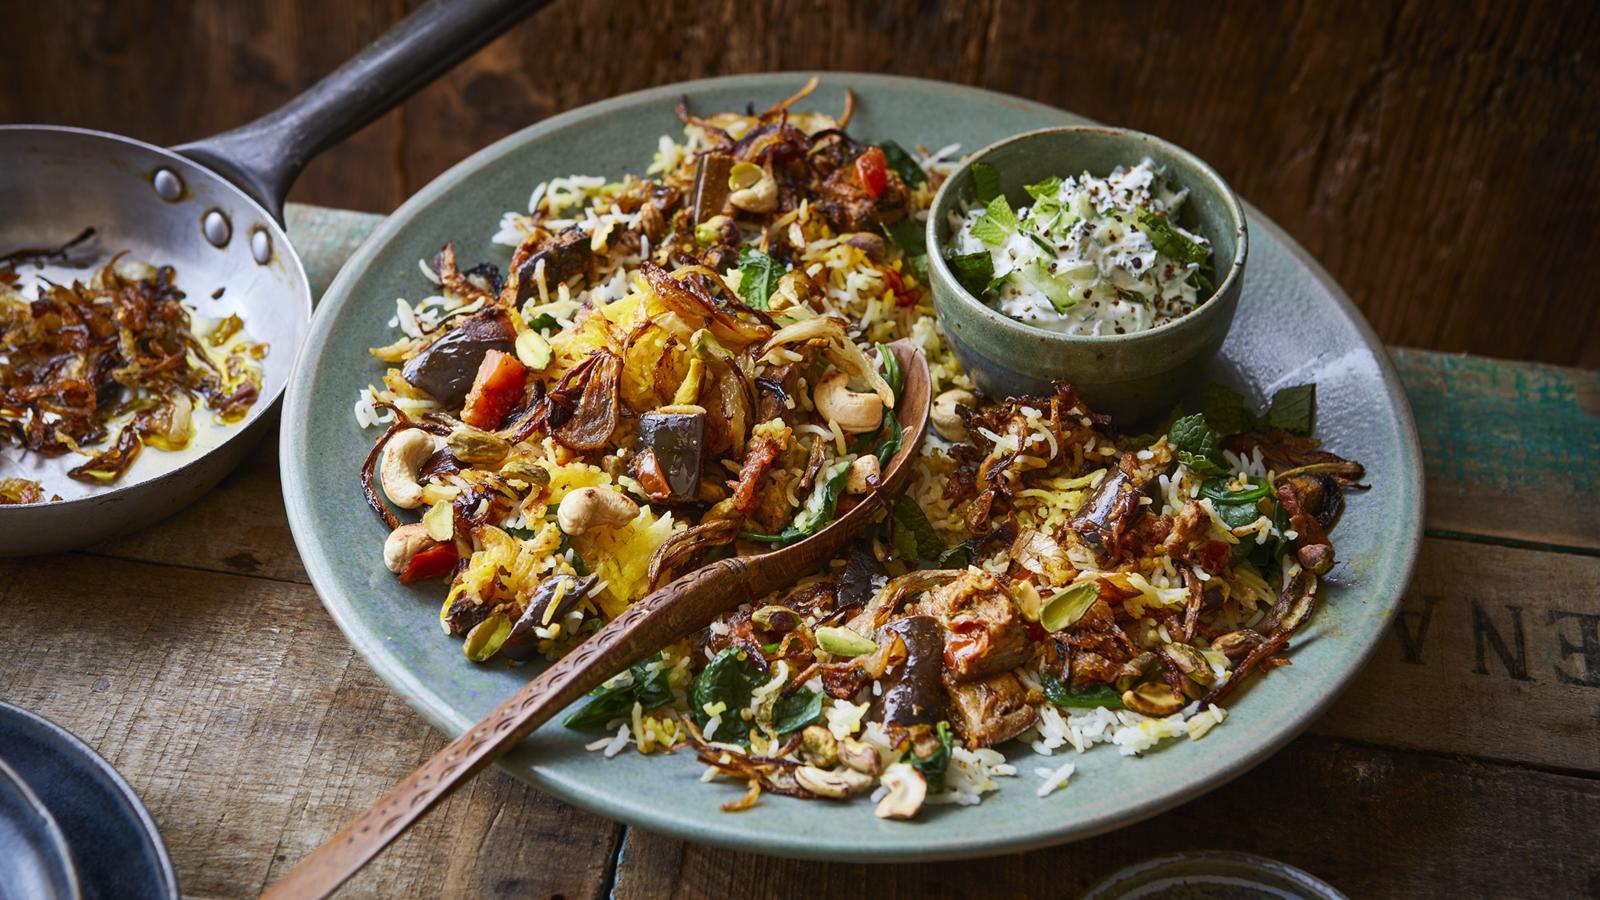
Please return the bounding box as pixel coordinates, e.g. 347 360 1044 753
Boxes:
925 126 1248 424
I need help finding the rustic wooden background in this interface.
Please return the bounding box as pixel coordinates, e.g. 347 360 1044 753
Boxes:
5 1 1598 368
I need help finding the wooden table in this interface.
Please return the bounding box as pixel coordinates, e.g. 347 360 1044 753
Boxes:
3 205 1596 898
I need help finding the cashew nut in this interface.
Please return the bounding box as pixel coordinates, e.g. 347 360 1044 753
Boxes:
556 487 639 535
931 389 977 442
727 162 778 214
380 429 437 509
383 523 434 574
795 765 874 799
874 762 927 819
838 738 881 775
845 454 880 495
800 725 840 769
813 371 883 433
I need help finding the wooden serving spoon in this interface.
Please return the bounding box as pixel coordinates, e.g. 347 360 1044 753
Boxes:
264 340 930 898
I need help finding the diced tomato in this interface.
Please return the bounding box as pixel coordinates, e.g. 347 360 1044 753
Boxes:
883 267 917 307
1199 540 1231 573
460 349 526 429
855 146 888 199
400 541 457 584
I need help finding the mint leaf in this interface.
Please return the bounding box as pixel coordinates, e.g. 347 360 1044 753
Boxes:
1266 384 1316 435
1024 176 1061 201
1168 413 1224 474
872 140 926 188
736 246 784 311
1135 208 1210 265
891 495 945 563
1202 383 1258 437
970 162 1001 203
946 250 995 297
970 195 1017 246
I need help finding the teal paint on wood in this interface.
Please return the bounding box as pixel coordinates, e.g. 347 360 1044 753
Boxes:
280 203 1599 551
1392 349 1600 550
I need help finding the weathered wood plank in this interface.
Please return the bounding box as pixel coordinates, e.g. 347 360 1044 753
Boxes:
1393 349 1600 551
1314 537 1600 772
0 554 620 900
611 736 1600 899
6 2 1595 366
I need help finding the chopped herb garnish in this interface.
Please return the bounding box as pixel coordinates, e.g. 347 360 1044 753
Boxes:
1135 208 1209 266
1041 675 1125 710
947 250 996 297
526 312 561 332
1167 413 1225 475
1023 176 1061 201
1266 384 1316 435
564 653 674 729
970 195 1018 246
970 162 1001 203
739 463 851 545
735 246 784 311
770 688 823 734
911 721 954 791
891 495 945 563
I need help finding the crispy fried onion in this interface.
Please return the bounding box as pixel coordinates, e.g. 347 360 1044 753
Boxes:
642 261 772 349
1201 570 1317 708
845 568 964 635
680 715 812 810
522 349 623 451
728 433 782 516
759 315 894 408
646 519 740 591
433 242 497 304
0 254 264 483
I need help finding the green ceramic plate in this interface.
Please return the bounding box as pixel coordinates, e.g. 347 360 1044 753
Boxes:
281 74 1423 861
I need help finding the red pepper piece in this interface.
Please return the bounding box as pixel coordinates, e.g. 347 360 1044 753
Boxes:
855 146 888 200
460 348 526 429
400 540 458 584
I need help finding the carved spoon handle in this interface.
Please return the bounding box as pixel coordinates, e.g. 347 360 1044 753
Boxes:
260 555 755 900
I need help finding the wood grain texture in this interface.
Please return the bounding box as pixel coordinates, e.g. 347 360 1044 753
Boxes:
0 552 620 900
1 203 1595 897
1313 538 1600 772
1 1 1595 367
611 736 1600 899
1394 349 1600 551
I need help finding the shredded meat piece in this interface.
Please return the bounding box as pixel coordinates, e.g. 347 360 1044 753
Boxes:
728 433 782 516
944 672 1037 749
918 570 1031 682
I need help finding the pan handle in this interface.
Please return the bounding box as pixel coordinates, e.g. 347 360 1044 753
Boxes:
175 0 545 223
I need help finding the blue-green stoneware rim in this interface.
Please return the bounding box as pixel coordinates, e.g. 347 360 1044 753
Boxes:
281 72 1423 862
925 124 1249 348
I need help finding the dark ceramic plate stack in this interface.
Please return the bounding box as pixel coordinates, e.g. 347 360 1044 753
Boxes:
0 703 178 900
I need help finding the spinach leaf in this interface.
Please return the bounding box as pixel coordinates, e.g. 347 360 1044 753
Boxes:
691 648 764 740
970 162 1001 203
771 688 823 734
1265 384 1316 435
1167 413 1225 475
564 653 674 729
1041 675 1125 710
947 250 996 297
912 721 955 792
526 312 561 333
872 140 927 188
1200 476 1271 505
891 495 945 563
970 195 1017 246
736 246 784 311
1135 208 1210 265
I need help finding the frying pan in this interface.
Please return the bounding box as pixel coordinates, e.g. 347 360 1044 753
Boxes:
0 0 542 557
